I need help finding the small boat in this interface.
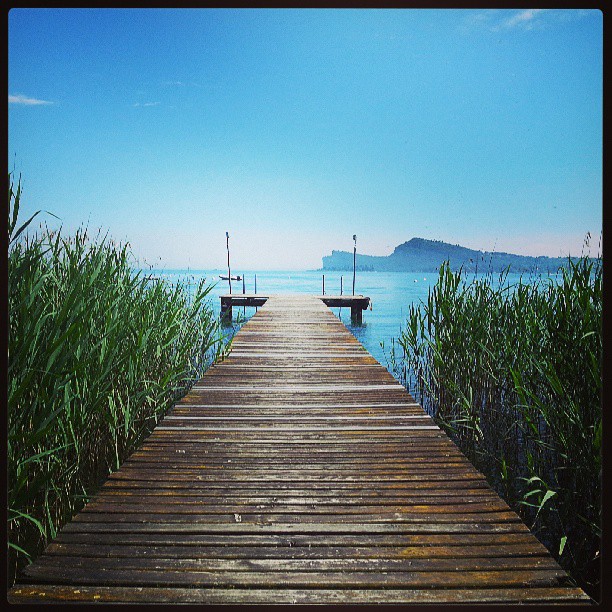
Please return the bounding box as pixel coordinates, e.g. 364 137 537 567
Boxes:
219 275 242 281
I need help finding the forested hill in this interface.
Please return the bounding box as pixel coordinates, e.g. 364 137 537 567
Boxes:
322 238 576 273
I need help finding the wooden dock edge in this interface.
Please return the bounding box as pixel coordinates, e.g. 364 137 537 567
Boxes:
221 294 371 324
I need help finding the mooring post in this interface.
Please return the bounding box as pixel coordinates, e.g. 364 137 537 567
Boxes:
322 274 325 295
254 274 258 312
352 234 357 295
242 276 246 315
351 302 363 325
340 276 343 295
226 231 232 294
220 296 232 323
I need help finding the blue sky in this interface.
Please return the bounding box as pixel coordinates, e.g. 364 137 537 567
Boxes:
8 8 602 270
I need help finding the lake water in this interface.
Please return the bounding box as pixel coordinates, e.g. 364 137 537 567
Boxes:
146 268 533 380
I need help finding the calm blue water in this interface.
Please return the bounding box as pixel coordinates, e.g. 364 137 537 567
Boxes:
144 268 536 374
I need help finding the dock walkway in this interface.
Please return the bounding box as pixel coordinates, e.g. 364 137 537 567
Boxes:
8 295 590 604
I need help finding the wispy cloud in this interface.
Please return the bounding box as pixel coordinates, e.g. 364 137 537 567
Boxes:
460 9 548 34
498 9 546 31
162 80 202 88
9 94 53 105
133 101 161 107
462 9 595 35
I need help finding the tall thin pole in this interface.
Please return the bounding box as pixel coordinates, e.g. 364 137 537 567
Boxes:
226 231 232 294
352 234 357 295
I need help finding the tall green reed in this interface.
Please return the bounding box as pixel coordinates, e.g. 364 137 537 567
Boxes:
397 257 601 599
8 173 225 585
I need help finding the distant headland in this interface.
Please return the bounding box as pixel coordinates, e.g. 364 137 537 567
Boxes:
322 238 577 274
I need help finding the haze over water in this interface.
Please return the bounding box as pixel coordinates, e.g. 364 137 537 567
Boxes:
148 268 543 386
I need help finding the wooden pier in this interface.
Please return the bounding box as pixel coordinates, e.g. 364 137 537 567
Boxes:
8 295 590 604
221 293 370 324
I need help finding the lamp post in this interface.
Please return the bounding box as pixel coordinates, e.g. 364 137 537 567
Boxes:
226 231 232 294
352 234 357 295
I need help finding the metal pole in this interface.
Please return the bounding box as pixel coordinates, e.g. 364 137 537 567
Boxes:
352 234 356 295
322 274 325 295
340 276 343 295
226 232 232 294
255 274 258 312
242 275 246 316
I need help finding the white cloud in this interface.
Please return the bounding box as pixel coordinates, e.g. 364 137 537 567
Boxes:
461 9 554 34
496 8 598 31
9 94 53 105
500 8 546 30
162 80 202 88
133 101 161 107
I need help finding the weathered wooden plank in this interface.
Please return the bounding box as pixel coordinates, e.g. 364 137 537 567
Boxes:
125 454 465 464
135 443 462 453
70 511 522 524
100 494 501 505
104 473 490 483
80 501 513 515
101 481 493 493
171 402 422 409
52 530 540 545
43 544 552 563
163 414 431 421
155 426 440 432
8 585 591 604
129 438 452 445
120 460 474 471
60 521 532 534
19 564 571 588
30 555 562 573
104 467 482 478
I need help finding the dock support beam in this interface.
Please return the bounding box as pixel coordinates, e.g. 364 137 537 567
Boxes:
219 294 370 326
220 297 232 323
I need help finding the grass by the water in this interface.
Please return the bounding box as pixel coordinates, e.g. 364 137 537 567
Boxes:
7 174 227 585
392 257 601 599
